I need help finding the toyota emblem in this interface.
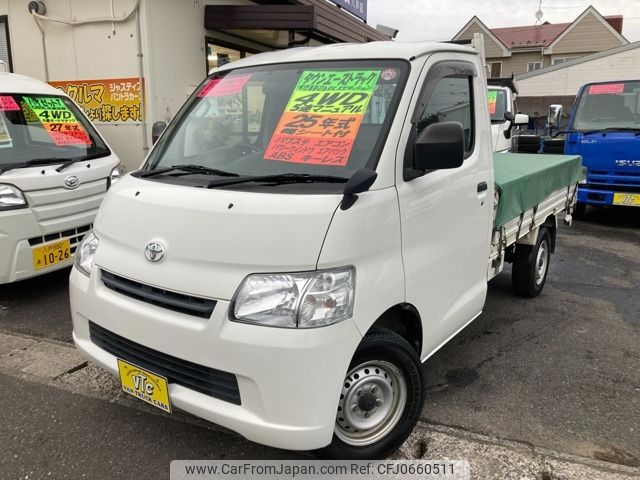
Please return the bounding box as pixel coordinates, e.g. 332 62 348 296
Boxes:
144 241 165 263
64 175 80 189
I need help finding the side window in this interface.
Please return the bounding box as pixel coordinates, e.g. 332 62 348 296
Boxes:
417 75 474 156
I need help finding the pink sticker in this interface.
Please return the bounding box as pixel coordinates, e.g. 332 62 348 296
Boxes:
588 83 625 95
198 75 251 97
0 96 20 111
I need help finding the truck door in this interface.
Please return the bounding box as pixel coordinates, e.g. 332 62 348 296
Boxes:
396 57 493 358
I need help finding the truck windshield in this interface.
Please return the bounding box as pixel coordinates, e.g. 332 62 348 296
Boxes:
145 60 408 185
488 88 507 123
0 94 110 170
572 81 640 131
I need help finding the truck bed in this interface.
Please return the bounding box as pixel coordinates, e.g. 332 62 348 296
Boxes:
488 153 583 280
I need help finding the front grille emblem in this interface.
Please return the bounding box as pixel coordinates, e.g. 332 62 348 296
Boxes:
144 241 165 263
64 175 80 189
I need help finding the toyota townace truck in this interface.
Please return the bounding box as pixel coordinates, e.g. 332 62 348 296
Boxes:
70 42 582 459
0 72 122 284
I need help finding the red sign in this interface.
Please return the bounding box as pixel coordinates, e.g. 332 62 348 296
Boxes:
588 83 625 95
263 136 354 166
0 96 20 111
198 75 251 97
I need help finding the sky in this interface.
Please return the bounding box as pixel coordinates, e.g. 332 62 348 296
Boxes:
366 0 640 43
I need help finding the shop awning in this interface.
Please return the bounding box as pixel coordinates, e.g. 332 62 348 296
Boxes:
204 1 389 47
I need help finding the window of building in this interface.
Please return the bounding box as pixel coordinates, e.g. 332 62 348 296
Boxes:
527 61 542 72
206 39 258 74
418 75 474 155
0 16 13 72
552 57 576 65
488 62 502 78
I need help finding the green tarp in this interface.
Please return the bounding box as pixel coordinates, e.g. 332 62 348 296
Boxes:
493 153 583 227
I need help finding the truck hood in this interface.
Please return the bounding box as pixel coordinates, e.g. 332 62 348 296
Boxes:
92 175 341 300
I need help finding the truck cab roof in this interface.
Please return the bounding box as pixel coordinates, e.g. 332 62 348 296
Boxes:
215 41 478 72
0 72 63 96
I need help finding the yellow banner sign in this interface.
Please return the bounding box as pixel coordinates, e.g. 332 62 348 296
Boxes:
49 77 145 124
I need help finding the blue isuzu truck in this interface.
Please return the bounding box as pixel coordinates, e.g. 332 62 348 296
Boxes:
561 80 640 216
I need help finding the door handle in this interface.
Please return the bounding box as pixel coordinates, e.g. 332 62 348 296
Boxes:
477 181 488 193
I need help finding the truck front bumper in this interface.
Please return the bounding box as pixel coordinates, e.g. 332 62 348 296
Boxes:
70 267 363 451
0 208 94 284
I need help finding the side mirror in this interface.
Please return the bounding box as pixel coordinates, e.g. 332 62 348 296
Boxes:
514 113 529 126
547 105 563 128
414 122 465 171
504 111 514 122
152 121 167 144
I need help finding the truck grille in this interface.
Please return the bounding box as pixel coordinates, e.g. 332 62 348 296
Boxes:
587 170 640 193
89 321 241 405
28 224 92 253
101 270 217 319
24 178 108 224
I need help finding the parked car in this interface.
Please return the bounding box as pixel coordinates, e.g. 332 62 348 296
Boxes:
0 73 123 284
69 42 582 459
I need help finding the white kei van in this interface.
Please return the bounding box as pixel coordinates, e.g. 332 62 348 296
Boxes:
0 73 122 284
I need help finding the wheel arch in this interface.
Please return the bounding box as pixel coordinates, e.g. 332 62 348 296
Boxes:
365 303 423 357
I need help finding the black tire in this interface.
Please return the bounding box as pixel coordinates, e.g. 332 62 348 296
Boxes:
573 202 587 219
512 227 552 298
315 330 425 460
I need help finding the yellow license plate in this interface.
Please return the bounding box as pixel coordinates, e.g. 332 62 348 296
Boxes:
613 193 640 207
32 238 71 270
117 359 172 413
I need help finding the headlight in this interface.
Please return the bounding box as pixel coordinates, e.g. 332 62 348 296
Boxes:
74 231 99 276
231 267 355 328
109 164 126 185
0 184 27 210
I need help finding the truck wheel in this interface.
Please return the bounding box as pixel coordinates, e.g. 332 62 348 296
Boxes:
573 202 587 218
512 227 551 298
316 330 424 460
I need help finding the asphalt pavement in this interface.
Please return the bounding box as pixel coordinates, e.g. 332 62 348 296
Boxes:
0 205 638 477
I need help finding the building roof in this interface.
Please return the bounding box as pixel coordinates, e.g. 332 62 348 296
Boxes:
492 22 569 48
490 15 622 49
516 40 640 80
453 7 625 51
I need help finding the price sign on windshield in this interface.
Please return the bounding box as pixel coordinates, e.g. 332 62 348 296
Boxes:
264 70 380 166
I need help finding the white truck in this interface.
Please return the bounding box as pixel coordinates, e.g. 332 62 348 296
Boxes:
69 42 582 459
0 73 123 284
488 78 529 152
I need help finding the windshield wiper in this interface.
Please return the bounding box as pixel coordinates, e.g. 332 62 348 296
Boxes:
137 164 240 179
55 152 111 172
582 127 640 136
0 158 70 175
206 173 348 189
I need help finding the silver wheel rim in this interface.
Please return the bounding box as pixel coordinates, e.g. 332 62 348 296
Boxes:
335 360 407 447
535 239 549 286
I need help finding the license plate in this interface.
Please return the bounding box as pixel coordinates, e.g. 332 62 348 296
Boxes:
117 359 172 413
32 238 71 270
613 193 640 207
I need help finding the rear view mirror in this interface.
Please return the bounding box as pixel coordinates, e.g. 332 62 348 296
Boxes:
414 122 465 171
504 111 514 122
152 121 167 144
514 113 529 126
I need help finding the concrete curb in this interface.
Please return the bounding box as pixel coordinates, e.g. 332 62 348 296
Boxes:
1 330 639 479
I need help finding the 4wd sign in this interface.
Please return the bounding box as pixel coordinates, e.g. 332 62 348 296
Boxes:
49 77 145 125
